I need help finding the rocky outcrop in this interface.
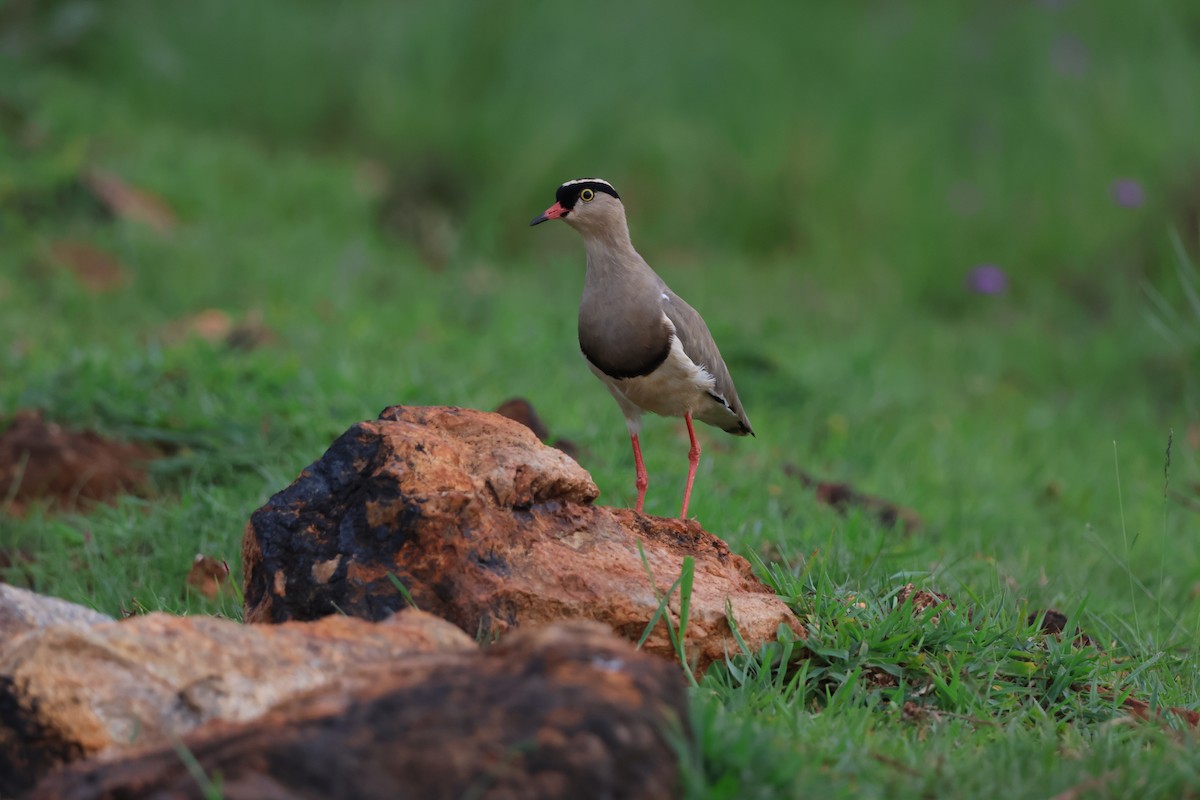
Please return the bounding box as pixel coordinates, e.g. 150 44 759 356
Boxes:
0 607 473 795
0 583 111 642
243 405 801 673
29 621 687 800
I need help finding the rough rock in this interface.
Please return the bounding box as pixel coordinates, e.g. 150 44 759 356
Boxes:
30 621 687 800
0 583 112 644
0 607 472 796
243 405 801 673
495 396 551 441
495 396 580 459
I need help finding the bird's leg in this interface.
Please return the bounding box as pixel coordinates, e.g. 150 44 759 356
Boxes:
630 432 649 513
680 412 701 519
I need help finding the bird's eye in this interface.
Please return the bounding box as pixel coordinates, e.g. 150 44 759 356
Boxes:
580 188 595 202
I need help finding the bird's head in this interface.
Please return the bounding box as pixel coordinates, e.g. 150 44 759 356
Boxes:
529 178 624 236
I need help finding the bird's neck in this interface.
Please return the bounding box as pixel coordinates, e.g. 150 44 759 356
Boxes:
581 224 638 275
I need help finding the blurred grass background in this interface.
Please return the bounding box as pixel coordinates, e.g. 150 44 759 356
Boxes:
2 1 1200 795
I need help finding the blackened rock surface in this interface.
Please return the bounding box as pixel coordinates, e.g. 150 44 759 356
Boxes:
30 621 688 800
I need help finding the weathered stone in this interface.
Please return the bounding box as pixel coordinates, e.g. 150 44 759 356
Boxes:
0 608 472 795
30 621 687 800
0 584 112 644
495 396 580 459
495 396 551 441
243 405 801 673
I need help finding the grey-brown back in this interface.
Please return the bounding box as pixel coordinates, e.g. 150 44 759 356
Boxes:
661 288 753 435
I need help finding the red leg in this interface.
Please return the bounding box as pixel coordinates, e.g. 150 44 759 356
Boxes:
680 412 701 519
630 433 649 513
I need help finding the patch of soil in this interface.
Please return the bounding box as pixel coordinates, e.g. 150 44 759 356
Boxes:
784 464 922 532
896 583 953 619
157 308 277 351
1028 608 1098 648
80 169 177 234
0 410 157 516
49 241 128 293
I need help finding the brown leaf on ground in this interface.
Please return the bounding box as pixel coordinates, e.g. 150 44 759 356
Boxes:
901 700 928 722
158 309 276 350
166 309 232 344
1029 609 1098 648
193 309 233 341
49 241 128 293
225 308 276 351
862 665 899 690
1120 695 1200 729
784 464 922 533
896 583 953 622
81 168 177 234
185 554 233 601
0 410 157 517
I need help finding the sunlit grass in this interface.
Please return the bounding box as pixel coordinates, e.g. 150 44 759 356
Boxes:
1 1 1199 796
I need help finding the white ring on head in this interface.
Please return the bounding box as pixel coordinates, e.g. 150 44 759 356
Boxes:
560 178 616 192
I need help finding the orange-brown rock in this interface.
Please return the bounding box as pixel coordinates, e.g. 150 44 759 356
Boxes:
243 405 801 673
30 621 687 800
0 606 472 795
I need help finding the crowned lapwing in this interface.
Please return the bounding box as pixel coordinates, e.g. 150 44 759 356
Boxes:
531 178 753 519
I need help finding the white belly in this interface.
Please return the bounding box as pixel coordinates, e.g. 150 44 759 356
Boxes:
588 335 716 423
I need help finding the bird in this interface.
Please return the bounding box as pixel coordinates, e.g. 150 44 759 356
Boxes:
530 178 753 519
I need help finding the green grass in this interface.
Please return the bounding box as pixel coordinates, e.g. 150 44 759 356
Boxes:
2 1 1200 796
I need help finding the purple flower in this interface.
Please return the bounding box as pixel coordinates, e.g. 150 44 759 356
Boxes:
966 265 1008 295
1110 179 1145 209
